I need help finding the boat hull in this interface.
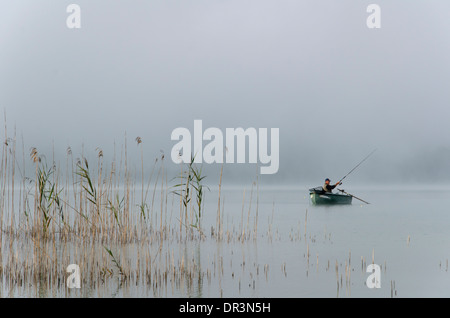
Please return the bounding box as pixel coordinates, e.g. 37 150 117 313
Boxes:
309 192 352 205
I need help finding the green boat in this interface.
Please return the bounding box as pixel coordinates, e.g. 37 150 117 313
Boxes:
309 187 352 205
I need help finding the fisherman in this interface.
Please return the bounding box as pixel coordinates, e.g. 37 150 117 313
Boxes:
322 178 341 193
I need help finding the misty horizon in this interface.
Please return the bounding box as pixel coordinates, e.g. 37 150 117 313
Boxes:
1 1 449 186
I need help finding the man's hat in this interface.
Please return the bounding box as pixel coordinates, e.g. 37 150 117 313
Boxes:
325 178 330 182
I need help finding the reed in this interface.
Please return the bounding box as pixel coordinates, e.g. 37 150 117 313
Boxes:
0 122 389 298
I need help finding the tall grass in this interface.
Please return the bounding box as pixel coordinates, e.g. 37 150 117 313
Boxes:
0 124 263 295
172 155 209 236
0 122 332 298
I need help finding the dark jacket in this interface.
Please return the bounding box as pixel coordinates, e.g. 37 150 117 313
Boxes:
322 183 337 193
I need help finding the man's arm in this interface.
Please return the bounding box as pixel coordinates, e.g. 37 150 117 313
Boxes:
330 182 342 190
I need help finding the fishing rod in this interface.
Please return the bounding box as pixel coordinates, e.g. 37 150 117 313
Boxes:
337 189 370 204
337 149 377 185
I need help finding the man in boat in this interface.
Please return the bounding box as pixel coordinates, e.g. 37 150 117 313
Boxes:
322 178 341 193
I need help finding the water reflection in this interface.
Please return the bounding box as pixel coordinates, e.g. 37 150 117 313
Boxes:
2 188 450 297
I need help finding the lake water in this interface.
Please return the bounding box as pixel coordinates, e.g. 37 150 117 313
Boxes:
2 185 450 298
188 186 450 298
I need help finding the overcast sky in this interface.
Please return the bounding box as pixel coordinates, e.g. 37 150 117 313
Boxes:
0 1 449 186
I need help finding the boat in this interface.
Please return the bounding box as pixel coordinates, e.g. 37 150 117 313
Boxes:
308 150 375 206
309 187 352 205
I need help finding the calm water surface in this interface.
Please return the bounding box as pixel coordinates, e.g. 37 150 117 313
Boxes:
3 186 450 298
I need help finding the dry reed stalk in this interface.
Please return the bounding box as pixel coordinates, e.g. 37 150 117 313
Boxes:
0 113 7 246
240 189 246 241
304 209 307 240
246 182 254 240
348 250 351 268
10 129 16 235
306 243 309 264
160 154 165 240
216 161 223 240
0 123 282 297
